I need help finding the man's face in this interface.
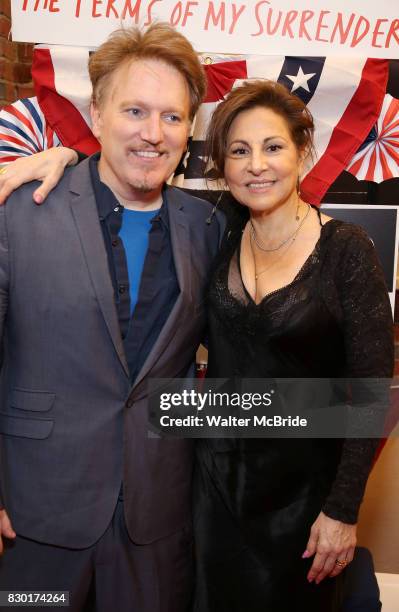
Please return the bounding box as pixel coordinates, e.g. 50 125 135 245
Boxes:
91 58 191 208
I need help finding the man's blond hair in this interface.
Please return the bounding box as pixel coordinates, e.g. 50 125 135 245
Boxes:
89 22 206 121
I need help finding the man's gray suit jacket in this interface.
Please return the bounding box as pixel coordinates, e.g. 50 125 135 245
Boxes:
0 158 224 549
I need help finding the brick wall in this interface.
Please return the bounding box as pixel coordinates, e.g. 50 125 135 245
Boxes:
0 0 34 108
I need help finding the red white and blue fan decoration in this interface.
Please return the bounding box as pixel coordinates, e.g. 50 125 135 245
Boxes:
346 94 399 183
0 97 60 162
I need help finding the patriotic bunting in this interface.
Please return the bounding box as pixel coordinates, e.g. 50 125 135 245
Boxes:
176 55 388 204
0 45 390 203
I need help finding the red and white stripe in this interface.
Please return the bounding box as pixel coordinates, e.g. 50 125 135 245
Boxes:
32 44 99 154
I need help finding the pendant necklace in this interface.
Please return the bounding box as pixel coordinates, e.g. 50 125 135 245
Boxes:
250 203 311 253
252 235 295 281
250 203 311 281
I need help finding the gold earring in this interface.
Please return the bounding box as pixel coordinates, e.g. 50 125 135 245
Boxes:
295 178 302 220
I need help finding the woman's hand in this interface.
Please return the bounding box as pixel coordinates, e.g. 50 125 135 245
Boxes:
303 511 356 584
0 508 16 555
0 147 78 205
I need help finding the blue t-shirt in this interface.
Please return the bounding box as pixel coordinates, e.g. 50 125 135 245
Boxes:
119 208 160 314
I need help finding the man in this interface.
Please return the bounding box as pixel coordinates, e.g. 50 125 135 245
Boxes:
0 23 224 612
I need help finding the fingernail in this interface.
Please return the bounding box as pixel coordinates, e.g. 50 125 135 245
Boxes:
302 551 310 558
34 195 43 205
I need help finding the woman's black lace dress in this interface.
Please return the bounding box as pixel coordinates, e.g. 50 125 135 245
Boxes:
193 211 394 612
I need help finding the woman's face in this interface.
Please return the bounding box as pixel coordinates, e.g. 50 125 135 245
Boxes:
224 106 303 213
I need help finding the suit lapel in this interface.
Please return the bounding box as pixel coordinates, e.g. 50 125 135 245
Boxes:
132 187 192 390
168 187 192 301
68 162 130 378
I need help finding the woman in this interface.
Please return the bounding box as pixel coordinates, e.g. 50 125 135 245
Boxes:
192 80 393 612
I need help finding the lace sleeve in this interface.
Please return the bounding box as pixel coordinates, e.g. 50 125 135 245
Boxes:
322 225 394 524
